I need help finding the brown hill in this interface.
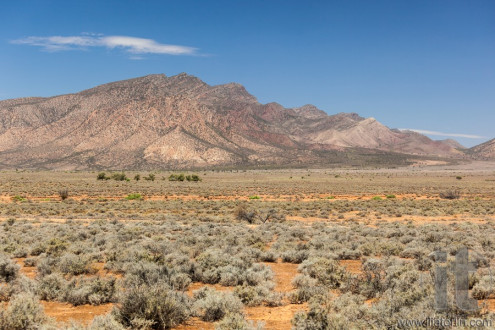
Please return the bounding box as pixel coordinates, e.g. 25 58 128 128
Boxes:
469 139 495 159
438 139 466 150
0 73 463 169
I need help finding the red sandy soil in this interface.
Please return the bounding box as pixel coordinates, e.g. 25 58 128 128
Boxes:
263 261 299 293
14 258 37 279
339 259 363 275
174 317 215 330
481 299 495 313
40 301 114 326
245 303 308 330
91 262 123 279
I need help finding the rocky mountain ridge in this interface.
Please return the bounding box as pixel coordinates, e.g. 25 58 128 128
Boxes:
0 73 489 169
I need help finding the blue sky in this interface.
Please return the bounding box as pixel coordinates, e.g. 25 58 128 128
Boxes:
1 0 493 147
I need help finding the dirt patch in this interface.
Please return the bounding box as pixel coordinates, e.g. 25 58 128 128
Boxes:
91 262 122 279
481 298 495 313
245 303 308 330
339 259 363 275
263 261 299 293
40 301 113 326
174 317 215 330
13 258 37 279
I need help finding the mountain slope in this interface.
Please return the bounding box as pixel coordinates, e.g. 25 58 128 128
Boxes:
469 139 495 159
0 73 464 169
439 139 466 149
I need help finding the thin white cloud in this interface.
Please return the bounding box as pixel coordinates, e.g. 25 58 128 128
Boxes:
11 34 197 56
399 128 485 139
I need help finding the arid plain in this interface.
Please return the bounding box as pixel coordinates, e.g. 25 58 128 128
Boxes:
1 162 495 329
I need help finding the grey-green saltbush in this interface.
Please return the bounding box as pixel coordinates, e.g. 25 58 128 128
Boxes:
114 284 191 329
193 287 243 322
0 254 19 283
0 293 50 330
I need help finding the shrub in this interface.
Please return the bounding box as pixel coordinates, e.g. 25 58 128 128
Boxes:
292 302 330 329
126 193 142 200
134 174 141 181
111 172 128 181
440 190 461 200
37 273 67 300
58 188 69 200
0 254 19 282
144 173 156 181
281 250 309 264
249 195 261 200
472 275 495 299
386 194 396 199
58 253 91 275
259 250 277 262
234 204 257 224
62 277 117 306
298 257 347 288
193 287 243 322
234 205 284 224
0 293 50 330
87 314 125 330
234 285 268 306
186 174 202 182
456 176 462 180
169 174 185 181
215 312 262 330
170 273 192 291
114 284 191 329
290 275 321 303
372 196 383 200
23 258 36 267
36 255 58 276
97 172 109 180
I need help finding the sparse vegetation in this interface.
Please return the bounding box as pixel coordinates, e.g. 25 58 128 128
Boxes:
125 193 142 200
58 188 69 200
111 173 128 181
186 174 202 182
97 172 110 180
11 195 26 202
143 173 155 181
0 169 494 328
440 189 461 200
169 173 185 181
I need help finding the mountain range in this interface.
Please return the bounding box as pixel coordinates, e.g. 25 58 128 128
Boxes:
0 73 491 170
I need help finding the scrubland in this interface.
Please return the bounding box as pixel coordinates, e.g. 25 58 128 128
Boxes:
1 165 495 329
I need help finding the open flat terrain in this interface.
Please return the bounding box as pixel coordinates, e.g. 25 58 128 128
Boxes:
1 162 495 329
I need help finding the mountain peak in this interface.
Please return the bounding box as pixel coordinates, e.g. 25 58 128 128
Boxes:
292 104 327 119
